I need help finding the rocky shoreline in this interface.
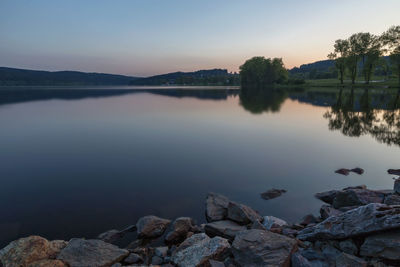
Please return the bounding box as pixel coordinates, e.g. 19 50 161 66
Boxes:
2 183 400 266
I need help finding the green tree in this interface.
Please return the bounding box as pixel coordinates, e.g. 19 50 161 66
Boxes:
360 34 381 84
239 57 288 87
381 26 400 86
328 39 349 84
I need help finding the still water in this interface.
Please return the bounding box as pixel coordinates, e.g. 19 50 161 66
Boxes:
0 86 399 247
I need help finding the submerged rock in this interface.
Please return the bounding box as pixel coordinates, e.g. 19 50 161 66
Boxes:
350 167 364 175
388 169 400 176
298 203 400 241
260 188 286 200
231 229 297 267
136 215 171 239
57 238 129 267
360 229 400 260
227 201 263 225
335 168 350 176
171 233 230 267
205 193 230 222
204 220 246 241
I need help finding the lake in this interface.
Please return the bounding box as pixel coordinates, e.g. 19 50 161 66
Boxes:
0 86 399 247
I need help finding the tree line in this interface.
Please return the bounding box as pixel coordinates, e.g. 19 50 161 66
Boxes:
328 26 400 85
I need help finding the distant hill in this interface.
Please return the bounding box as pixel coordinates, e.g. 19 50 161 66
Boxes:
0 67 139 86
289 60 337 79
130 69 240 86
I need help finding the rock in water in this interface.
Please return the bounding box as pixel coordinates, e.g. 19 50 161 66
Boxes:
388 169 400 176
204 220 246 241
350 167 364 175
205 192 230 222
136 215 171 238
171 233 230 267
332 188 385 209
298 203 400 241
314 190 339 204
227 201 263 225
57 238 129 267
263 216 288 230
0 236 67 267
165 217 196 244
360 229 400 260
231 229 297 267
260 189 286 200
335 168 350 175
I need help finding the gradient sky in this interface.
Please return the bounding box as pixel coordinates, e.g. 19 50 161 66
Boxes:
1 0 399 77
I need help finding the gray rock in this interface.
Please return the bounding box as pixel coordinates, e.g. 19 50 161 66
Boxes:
171 233 230 267
152 255 163 265
335 168 350 175
123 253 143 264
332 189 385 209
204 220 246 241
350 168 364 175
395 179 400 194
384 194 400 205
206 192 230 222
97 229 122 243
298 203 400 241
208 259 225 267
360 229 400 260
319 205 342 220
227 201 263 225
231 229 297 267
300 214 318 226
335 253 367 267
165 217 196 244
155 246 168 258
263 216 288 230
299 248 326 261
110 263 122 267
291 252 312 267
338 239 358 255
315 190 338 204
260 188 286 200
251 220 267 230
57 238 129 267
321 244 341 262
136 215 171 239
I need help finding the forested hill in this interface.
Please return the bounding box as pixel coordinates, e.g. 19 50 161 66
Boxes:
130 69 240 86
0 67 139 86
289 60 335 79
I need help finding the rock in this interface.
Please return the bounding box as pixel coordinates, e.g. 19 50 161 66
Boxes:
395 179 400 194
299 248 326 261
123 253 143 264
152 255 163 265
208 259 225 267
97 229 122 243
332 188 385 209
338 239 358 255
298 203 400 241
165 217 196 244
335 253 367 267
57 238 129 267
204 220 247 241
350 167 364 175
388 169 400 176
260 189 286 200
360 229 400 260
315 190 338 204
206 192 230 222
321 244 341 262
227 201 263 225
26 259 67 267
335 168 350 175
231 229 297 267
155 246 168 258
0 236 67 267
291 252 312 267
300 214 318 226
136 215 171 239
110 264 121 267
171 233 230 267
282 228 298 238
251 220 267 230
384 194 400 205
263 216 288 230
319 205 342 220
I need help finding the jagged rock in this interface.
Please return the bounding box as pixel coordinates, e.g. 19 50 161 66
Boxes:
260 189 286 200
123 253 143 264
335 253 367 266
300 214 318 226
263 216 288 230
332 189 385 209
227 201 263 225
320 205 342 220
171 233 230 267
291 252 312 267
384 194 400 205
165 217 196 244
0 236 67 267
57 238 129 267
298 203 400 241
204 220 246 241
335 168 350 175
97 230 122 243
395 179 400 195
315 190 338 204
231 229 297 267
136 215 171 238
350 168 364 175
339 239 358 255
388 169 400 176
206 193 230 222
360 229 400 260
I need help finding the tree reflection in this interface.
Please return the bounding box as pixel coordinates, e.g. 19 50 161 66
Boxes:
239 86 288 114
324 88 400 146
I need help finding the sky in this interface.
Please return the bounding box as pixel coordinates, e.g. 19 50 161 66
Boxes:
0 0 399 77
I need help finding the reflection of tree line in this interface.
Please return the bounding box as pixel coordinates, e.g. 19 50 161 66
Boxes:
239 87 288 114
324 88 400 146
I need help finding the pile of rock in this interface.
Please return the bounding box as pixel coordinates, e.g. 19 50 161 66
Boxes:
3 183 400 266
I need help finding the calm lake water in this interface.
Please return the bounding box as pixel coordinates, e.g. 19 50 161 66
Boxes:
1 86 399 247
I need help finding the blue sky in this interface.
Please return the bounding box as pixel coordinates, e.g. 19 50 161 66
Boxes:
1 0 399 76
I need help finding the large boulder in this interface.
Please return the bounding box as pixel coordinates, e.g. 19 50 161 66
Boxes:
231 229 297 267
332 189 385 209
57 238 129 267
136 215 171 239
360 229 400 260
0 236 67 267
298 203 400 241
204 220 247 241
315 190 339 205
165 217 196 244
171 233 230 267
206 193 230 222
227 201 263 225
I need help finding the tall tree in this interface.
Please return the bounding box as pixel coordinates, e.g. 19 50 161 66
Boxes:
346 33 363 84
361 35 381 84
381 26 400 86
328 39 349 84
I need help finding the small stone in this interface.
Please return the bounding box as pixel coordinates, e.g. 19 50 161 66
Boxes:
123 253 143 264
263 215 288 230
335 168 350 175
260 188 286 200
300 214 318 226
110 263 122 267
350 167 364 175
227 201 263 225
204 220 247 241
97 229 122 243
155 247 168 258
339 239 358 255
27 259 67 267
152 255 163 265
136 215 171 239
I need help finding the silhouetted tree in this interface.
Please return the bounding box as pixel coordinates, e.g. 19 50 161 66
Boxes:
239 57 288 87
